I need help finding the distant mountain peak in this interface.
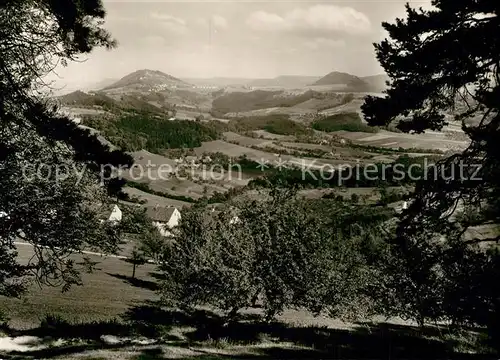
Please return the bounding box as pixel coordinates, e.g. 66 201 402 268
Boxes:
103 69 191 91
313 71 364 86
312 71 389 92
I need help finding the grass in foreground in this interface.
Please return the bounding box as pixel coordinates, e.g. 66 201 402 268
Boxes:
0 305 493 360
0 246 494 359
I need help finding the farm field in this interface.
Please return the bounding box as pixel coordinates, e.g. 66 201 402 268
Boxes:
125 150 251 198
251 130 296 141
145 176 238 199
2 246 159 329
318 99 366 118
123 187 193 208
223 131 275 147
334 129 469 152
231 186 412 204
194 140 278 161
225 106 315 118
194 139 374 170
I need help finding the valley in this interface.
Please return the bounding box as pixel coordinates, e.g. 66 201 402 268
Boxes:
2 0 497 357
56 68 468 209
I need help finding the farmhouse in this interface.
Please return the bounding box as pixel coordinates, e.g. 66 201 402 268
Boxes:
146 205 181 237
108 204 122 223
99 204 122 224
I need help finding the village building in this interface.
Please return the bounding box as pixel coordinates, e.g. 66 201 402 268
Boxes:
98 204 122 224
146 205 181 237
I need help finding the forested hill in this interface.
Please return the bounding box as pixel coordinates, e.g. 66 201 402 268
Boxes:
82 114 219 153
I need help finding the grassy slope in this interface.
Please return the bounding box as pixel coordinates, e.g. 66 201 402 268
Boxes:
2 248 158 329
0 244 490 359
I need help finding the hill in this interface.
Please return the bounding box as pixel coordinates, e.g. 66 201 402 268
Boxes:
211 89 355 115
361 74 390 92
56 90 118 108
313 71 364 86
247 76 321 88
312 71 390 93
103 69 191 91
56 90 166 114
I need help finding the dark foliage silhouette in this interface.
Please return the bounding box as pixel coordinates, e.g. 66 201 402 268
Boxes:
0 0 133 297
361 0 500 348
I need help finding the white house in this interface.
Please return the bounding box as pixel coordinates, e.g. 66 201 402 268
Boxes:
108 204 122 223
98 204 122 224
146 205 181 237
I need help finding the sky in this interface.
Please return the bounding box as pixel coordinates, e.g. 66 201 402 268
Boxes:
49 0 433 91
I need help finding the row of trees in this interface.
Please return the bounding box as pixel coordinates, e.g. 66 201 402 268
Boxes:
248 155 441 189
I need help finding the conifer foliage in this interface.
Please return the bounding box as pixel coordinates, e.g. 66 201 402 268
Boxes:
362 0 500 343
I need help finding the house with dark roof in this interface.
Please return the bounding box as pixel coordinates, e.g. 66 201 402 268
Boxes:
146 205 181 237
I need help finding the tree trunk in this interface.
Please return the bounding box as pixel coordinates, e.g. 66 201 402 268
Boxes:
251 290 260 307
228 307 238 320
132 263 136 279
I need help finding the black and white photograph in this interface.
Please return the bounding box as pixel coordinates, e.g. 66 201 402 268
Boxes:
0 0 499 358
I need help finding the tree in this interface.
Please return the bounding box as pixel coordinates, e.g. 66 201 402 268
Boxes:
139 227 170 264
0 0 133 297
361 0 500 342
159 188 389 322
127 248 147 279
